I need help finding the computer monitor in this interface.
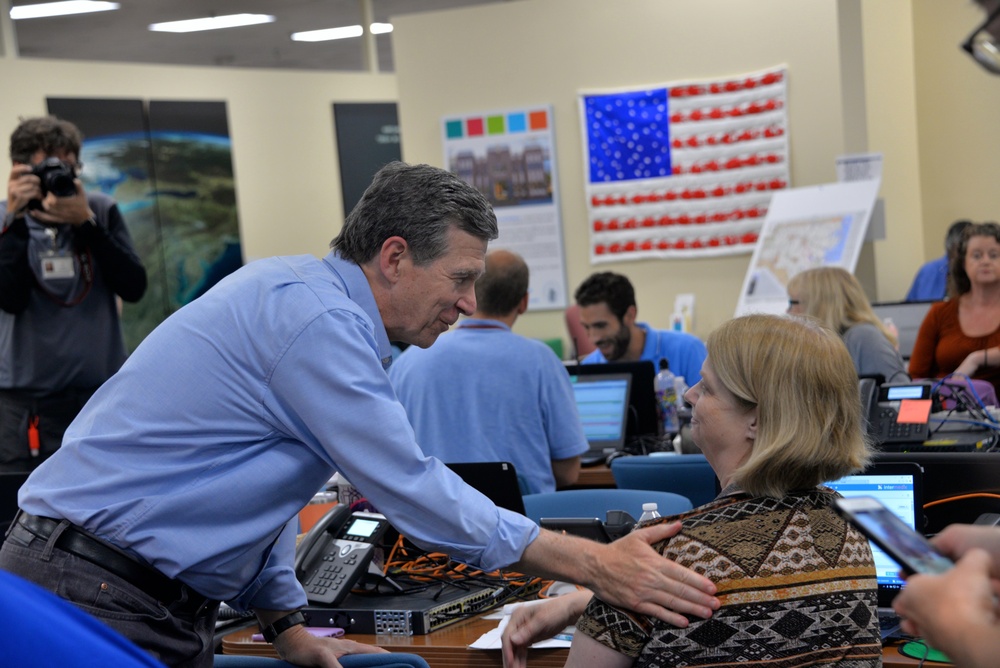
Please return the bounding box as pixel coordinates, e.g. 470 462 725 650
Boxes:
871 300 938 361
564 360 658 438
826 462 924 603
569 373 631 453
875 452 1000 534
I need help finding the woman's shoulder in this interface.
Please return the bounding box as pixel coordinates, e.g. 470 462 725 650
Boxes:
843 321 882 341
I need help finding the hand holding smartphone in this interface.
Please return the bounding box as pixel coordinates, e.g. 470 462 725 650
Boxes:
833 496 954 576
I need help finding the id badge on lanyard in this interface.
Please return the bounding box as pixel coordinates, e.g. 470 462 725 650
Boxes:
39 250 76 280
38 226 76 281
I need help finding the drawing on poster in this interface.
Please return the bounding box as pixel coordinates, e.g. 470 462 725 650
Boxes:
442 106 567 310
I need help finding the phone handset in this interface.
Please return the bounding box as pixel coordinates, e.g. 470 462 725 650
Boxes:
294 503 352 581
294 504 391 606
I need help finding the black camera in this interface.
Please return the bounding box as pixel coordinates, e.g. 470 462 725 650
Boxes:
30 157 77 198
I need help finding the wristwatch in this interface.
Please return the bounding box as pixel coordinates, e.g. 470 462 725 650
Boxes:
260 610 308 643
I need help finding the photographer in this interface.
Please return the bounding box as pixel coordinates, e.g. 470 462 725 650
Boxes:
0 116 146 472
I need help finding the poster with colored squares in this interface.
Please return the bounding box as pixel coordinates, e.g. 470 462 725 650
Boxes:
578 66 789 263
442 106 567 310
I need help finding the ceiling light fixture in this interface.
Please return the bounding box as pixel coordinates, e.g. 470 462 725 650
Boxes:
291 23 393 42
10 1 119 20
148 13 275 34
291 25 363 42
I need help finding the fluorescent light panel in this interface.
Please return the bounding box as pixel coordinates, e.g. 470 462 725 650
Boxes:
291 23 393 42
10 1 119 20
149 13 275 34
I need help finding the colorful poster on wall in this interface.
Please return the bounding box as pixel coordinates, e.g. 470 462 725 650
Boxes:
442 105 567 310
734 179 881 316
578 66 789 263
46 98 243 350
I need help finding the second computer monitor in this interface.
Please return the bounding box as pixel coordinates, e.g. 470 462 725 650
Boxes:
565 360 658 439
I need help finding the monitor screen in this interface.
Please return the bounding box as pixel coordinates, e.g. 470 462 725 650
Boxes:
565 360 658 438
569 373 631 446
826 462 923 596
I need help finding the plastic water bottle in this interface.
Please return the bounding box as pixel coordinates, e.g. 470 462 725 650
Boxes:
655 359 679 436
638 502 661 523
673 375 688 410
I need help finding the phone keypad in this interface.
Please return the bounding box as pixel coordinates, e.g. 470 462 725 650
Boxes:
879 408 929 443
302 540 372 604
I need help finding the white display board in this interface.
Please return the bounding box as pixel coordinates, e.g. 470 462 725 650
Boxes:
734 179 881 316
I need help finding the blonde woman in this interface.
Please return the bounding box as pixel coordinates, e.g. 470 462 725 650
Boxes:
787 266 909 383
502 314 881 668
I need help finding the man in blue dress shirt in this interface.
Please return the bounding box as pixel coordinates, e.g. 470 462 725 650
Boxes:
574 271 706 386
390 249 588 494
0 163 718 667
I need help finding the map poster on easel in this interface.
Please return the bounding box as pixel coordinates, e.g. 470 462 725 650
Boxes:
734 179 881 316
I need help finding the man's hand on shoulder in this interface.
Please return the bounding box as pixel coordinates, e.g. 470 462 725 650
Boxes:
515 521 719 629
590 521 719 626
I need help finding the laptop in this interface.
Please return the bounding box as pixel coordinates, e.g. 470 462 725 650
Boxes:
568 373 632 466
826 461 925 640
446 461 527 516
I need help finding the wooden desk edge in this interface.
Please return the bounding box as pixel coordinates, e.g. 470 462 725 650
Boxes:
223 618 924 667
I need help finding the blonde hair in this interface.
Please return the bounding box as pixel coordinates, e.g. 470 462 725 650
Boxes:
787 267 897 347
708 314 872 498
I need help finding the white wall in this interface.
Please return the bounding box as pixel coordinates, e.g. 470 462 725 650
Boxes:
0 57 397 261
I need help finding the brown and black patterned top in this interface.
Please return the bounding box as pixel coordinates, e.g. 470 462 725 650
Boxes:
577 487 883 667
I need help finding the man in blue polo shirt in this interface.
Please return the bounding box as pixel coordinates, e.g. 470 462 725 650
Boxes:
390 249 588 493
574 271 706 385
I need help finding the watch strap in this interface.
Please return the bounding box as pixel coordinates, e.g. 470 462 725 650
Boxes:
261 610 307 643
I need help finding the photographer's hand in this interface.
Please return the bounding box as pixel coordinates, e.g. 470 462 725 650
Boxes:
30 178 94 226
5 164 40 218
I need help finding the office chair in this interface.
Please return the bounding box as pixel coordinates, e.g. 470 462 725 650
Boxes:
610 454 718 508
521 488 691 525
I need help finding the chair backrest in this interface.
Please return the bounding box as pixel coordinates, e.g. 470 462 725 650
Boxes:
565 304 596 359
610 454 718 508
521 488 692 525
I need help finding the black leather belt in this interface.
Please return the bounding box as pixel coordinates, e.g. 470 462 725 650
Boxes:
16 512 211 615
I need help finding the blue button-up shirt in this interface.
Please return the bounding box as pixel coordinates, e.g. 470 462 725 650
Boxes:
19 252 538 611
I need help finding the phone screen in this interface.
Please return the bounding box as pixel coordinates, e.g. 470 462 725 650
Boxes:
345 517 381 540
838 498 953 575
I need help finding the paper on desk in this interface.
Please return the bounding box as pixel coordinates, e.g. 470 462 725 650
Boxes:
469 599 575 650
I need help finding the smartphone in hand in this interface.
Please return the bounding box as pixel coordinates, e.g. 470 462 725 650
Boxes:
833 496 954 576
